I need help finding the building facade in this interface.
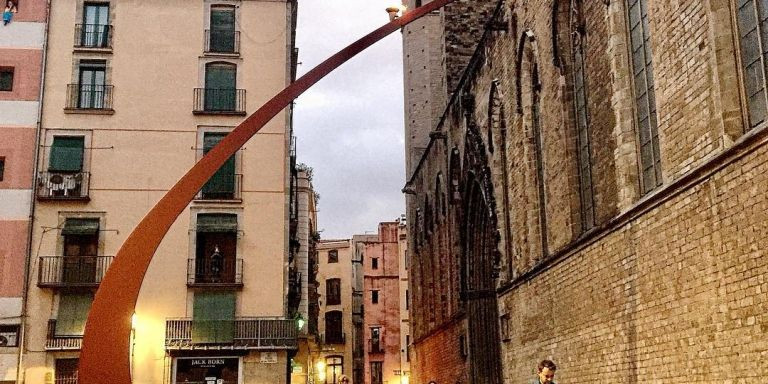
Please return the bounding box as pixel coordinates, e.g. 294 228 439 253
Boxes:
0 0 47 382
361 221 409 384
404 0 768 383
315 239 355 384
20 1 299 383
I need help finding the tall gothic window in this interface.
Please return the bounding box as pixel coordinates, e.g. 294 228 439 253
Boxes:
570 0 595 229
626 0 662 193
737 0 768 129
532 65 548 256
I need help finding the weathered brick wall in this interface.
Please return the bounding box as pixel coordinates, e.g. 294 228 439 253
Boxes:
411 321 469 384
499 133 768 382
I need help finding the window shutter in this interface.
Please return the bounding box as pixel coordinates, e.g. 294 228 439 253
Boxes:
204 64 237 111
57 293 93 336
210 7 235 52
49 136 85 172
202 133 236 196
192 291 235 343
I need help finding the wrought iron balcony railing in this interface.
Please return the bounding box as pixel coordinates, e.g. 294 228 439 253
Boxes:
193 88 246 115
165 318 298 350
75 23 113 49
65 84 114 111
187 257 243 288
36 171 90 200
196 173 243 201
205 29 240 54
38 256 113 288
322 332 346 345
368 339 384 353
46 319 82 350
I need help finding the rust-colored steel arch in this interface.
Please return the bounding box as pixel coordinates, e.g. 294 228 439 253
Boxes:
79 2 455 383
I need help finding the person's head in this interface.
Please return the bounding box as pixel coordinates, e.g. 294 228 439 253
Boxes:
537 360 556 384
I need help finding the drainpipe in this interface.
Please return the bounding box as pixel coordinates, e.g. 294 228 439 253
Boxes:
17 0 52 382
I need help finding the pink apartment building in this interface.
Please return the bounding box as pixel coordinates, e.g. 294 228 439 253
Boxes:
362 221 409 384
0 0 47 381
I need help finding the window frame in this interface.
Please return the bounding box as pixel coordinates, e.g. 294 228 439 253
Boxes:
328 249 339 263
734 0 768 130
0 324 20 347
326 278 341 306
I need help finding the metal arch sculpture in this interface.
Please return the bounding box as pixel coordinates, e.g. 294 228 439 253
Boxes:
79 1 455 383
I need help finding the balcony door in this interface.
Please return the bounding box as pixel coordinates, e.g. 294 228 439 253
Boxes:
204 62 236 111
201 132 236 199
78 61 106 108
210 6 236 52
195 214 237 284
82 2 109 47
325 311 343 344
62 218 99 285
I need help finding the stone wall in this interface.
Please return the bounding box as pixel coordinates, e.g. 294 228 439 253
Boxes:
404 0 768 382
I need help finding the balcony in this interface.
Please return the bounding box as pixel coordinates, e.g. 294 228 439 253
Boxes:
204 29 240 54
36 172 90 200
45 320 82 351
165 318 298 350
74 23 113 49
322 332 346 345
195 173 243 201
38 256 113 288
368 339 384 353
187 258 243 288
193 88 246 115
65 84 114 113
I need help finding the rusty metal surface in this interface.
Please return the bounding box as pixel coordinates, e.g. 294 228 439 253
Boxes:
79 2 456 383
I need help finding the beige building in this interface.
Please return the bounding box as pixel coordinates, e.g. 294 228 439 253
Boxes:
21 1 298 383
314 240 355 384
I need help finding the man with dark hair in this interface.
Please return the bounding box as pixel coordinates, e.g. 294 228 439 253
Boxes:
531 359 557 384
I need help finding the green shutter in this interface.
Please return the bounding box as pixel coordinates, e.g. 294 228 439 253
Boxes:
49 136 85 172
192 291 235 343
210 7 235 52
202 133 236 197
57 293 93 336
196 214 238 233
204 64 236 111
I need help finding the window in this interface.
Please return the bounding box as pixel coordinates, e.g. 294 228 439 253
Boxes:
209 5 237 53
61 218 100 284
41 136 87 198
324 311 343 344
55 358 79 384
626 0 662 193
500 314 511 341
57 292 93 336
192 291 235 343
370 327 382 352
77 60 107 109
570 0 595 230
325 356 343 384
204 62 237 111
195 214 238 284
326 278 341 305
371 257 378 270
0 157 5 181
80 2 110 48
0 325 20 347
370 361 383 384
371 290 379 304
405 335 410 361
0 68 13 91
201 132 236 199
328 249 338 263
405 289 409 310
737 0 768 129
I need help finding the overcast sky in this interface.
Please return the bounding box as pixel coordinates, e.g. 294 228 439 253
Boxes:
294 1 406 239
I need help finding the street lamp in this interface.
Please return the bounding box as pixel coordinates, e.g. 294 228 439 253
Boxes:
295 313 306 331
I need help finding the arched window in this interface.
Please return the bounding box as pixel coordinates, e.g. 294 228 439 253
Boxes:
570 0 595 229
626 0 661 193
736 0 768 129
